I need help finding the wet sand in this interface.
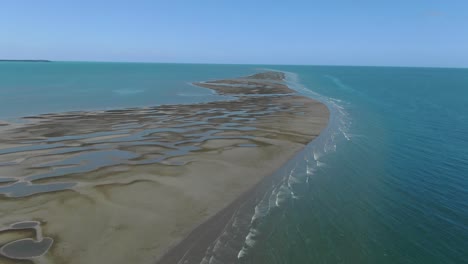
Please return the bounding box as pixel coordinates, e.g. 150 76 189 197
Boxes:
0 72 328 264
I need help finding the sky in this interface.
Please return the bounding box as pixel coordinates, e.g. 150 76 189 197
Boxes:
1 0 467 67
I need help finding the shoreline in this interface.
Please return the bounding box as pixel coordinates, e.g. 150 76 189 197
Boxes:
157 72 329 263
0 71 329 264
156 144 309 264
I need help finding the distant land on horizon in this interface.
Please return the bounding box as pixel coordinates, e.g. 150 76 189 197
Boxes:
0 59 51 62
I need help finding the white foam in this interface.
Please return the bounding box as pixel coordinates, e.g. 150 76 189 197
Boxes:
306 165 316 175
234 68 352 260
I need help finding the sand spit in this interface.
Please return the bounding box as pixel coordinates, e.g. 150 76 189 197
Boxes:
0 71 328 264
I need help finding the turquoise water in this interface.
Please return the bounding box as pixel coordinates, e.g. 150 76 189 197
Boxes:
1 62 467 263
240 66 468 263
0 62 255 120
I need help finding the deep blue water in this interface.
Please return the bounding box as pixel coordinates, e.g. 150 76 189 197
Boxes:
0 62 467 263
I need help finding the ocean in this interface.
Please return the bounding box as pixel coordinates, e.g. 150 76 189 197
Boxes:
0 62 467 263
242 65 468 264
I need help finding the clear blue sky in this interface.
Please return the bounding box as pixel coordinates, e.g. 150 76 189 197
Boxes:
1 0 467 67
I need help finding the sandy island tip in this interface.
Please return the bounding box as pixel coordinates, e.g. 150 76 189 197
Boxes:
0 71 328 264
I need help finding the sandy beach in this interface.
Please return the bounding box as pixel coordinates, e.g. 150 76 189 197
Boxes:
0 72 328 264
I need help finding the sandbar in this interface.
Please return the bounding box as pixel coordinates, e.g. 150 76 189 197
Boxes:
0 71 328 264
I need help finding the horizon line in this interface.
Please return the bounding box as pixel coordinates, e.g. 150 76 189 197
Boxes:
1 59 467 70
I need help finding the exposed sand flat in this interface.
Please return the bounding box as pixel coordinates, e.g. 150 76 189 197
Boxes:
0 72 329 264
